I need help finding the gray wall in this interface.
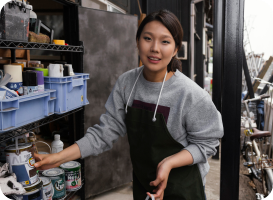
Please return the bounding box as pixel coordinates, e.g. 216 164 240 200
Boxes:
78 7 138 198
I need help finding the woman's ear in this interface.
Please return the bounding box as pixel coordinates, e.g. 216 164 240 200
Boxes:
173 47 179 57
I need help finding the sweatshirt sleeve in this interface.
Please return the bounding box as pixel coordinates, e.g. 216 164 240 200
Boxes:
183 95 224 165
75 77 126 159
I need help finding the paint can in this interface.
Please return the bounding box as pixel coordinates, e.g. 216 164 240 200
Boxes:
34 71 44 92
60 161 81 191
40 177 54 200
5 143 38 186
42 168 66 200
16 178 43 200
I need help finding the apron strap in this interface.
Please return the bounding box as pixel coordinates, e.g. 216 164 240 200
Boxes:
125 67 168 122
145 194 155 200
152 70 168 122
125 68 144 114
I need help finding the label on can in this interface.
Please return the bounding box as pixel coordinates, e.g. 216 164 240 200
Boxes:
6 82 23 91
23 86 38 95
6 148 38 186
38 84 44 92
40 177 53 200
65 170 81 191
43 168 66 199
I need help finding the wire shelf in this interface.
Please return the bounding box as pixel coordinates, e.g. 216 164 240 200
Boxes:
0 108 83 143
0 39 84 52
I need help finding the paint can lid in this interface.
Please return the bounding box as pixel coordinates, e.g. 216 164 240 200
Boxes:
5 143 32 151
40 177 51 186
42 168 64 177
60 161 81 170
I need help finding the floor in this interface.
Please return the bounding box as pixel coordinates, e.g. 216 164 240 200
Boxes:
87 157 221 200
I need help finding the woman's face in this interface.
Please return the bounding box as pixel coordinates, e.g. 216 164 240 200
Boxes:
138 20 178 73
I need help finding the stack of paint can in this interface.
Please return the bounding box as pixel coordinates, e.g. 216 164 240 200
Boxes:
4 142 45 199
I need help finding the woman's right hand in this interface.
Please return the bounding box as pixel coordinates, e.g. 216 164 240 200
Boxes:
34 153 62 170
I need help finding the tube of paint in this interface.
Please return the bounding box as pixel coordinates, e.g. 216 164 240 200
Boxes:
34 71 44 92
23 71 38 95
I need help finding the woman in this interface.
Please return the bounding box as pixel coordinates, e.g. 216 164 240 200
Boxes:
34 10 223 200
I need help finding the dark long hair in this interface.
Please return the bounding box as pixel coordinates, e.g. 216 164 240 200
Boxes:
136 10 183 72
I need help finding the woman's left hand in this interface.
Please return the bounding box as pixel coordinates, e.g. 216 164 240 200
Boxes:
147 155 174 200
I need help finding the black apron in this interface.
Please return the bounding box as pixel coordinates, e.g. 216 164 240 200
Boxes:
124 69 206 200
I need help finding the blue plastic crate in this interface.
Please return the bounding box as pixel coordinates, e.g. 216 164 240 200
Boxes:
44 73 89 114
0 90 56 132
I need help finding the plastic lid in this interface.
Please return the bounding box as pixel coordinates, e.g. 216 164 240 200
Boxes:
54 134 60 140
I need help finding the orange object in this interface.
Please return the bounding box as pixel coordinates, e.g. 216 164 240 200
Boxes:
11 62 24 71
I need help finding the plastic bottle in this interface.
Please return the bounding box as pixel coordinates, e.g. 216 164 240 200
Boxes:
51 134 64 153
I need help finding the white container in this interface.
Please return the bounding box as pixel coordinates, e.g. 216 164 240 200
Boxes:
51 134 64 154
48 64 64 77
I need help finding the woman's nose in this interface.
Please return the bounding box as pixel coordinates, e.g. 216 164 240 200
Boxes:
150 41 160 53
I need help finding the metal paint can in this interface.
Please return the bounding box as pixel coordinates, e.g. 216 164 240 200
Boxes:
42 168 66 200
16 178 43 200
5 143 38 186
60 161 81 191
40 177 54 200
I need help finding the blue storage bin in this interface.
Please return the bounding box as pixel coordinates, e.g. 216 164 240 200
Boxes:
44 73 89 114
0 90 56 132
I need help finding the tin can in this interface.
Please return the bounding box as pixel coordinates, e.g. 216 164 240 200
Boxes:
5 143 38 186
60 161 81 191
42 168 66 200
16 178 43 200
40 177 54 200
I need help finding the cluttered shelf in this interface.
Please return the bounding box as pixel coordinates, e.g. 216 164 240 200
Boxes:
0 39 84 52
0 107 83 144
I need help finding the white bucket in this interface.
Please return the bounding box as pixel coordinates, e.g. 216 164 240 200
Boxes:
5 143 38 186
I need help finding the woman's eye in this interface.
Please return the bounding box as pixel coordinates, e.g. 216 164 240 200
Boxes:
144 37 151 41
163 41 170 44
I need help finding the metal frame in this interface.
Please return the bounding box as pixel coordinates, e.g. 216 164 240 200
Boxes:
0 108 83 144
219 0 244 199
0 39 83 52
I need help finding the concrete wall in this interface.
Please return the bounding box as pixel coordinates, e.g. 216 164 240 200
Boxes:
78 7 138 198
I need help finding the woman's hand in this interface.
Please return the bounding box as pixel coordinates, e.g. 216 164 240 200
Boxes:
147 155 174 200
34 143 82 170
34 153 62 170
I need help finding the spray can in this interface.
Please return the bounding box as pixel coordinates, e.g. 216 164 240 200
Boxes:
23 71 38 95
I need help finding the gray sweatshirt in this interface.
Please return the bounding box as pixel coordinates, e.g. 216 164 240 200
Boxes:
76 66 224 185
